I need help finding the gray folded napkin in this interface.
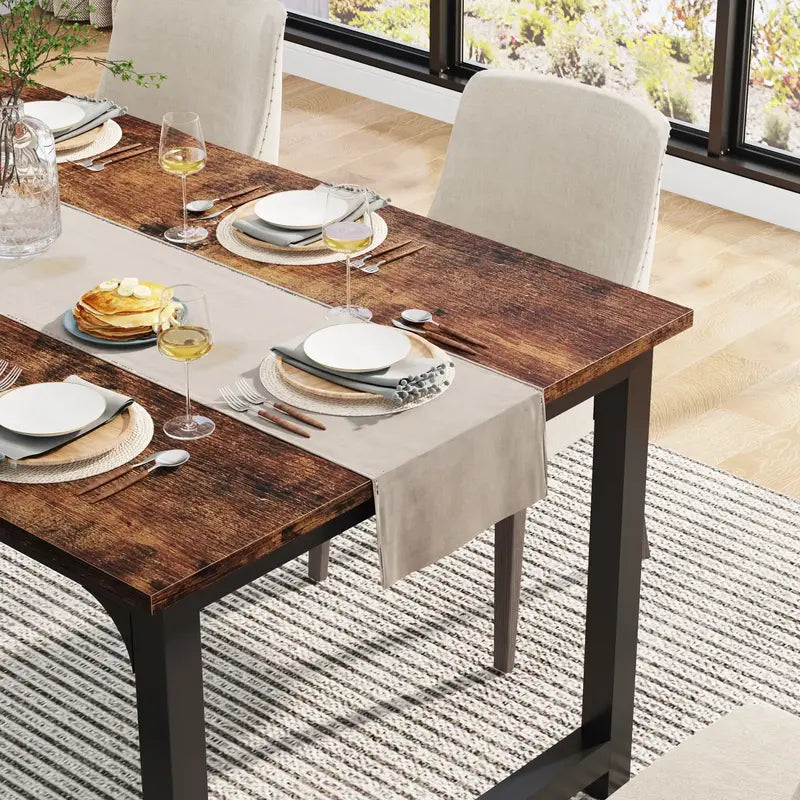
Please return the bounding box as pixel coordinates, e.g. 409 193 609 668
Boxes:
272 333 452 402
0 376 133 461
233 187 389 248
53 96 125 143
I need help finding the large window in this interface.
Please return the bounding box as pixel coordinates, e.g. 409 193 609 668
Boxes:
285 0 800 190
284 0 430 49
744 0 799 157
462 0 717 129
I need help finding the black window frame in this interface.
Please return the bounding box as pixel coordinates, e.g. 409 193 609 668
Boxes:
285 0 800 193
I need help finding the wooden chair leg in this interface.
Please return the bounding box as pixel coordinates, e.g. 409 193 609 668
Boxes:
308 541 330 582
494 510 526 673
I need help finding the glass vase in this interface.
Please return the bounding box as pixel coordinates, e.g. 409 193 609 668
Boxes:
0 97 62 260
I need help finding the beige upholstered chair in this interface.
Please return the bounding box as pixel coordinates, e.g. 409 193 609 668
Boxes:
429 70 669 458
429 71 668 671
311 71 669 673
611 705 800 798
98 0 286 163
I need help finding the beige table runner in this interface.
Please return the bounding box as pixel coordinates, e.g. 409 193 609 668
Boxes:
1 206 547 586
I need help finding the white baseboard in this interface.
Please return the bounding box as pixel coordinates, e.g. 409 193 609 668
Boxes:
284 41 800 232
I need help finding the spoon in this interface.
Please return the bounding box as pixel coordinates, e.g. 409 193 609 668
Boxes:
87 449 190 503
186 184 265 213
76 448 190 496
401 308 487 348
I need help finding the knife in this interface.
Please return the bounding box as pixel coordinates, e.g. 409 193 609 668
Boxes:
368 244 426 270
392 319 478 355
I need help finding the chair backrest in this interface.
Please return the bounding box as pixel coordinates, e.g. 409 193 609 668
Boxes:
429 71 670 290
98 0 286 163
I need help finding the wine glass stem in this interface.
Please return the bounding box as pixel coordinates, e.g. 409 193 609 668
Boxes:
180 174 189 235
183 361 195 430
345 255 352 312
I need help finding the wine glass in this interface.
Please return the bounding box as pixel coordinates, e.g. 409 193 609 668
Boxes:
322 184 374 323
159 112 208 245
157 284 215 440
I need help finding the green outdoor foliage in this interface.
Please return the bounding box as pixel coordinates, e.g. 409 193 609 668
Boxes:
750 0 800 110
330 0 377 25
669 32 691 63
580 52 608 86
546 21 582 78
464 30 497 63
630 33 696 122
519 7 552 45
763 107 791 148
352 0 430 47
688 33 714 79
0 0 164 101
540 0 586 22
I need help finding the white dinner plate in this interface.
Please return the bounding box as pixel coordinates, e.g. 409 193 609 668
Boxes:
303 324 412 373
23 101 85 133
0 382 106 437
254 190 349 231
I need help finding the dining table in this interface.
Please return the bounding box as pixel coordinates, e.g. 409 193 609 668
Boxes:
0 84 693 800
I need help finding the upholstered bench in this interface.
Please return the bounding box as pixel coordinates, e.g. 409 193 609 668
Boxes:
613 705 800 799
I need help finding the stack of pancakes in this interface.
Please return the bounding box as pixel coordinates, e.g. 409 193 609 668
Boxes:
73 281 174 341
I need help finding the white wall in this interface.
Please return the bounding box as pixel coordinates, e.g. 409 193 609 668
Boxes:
284 41 800 232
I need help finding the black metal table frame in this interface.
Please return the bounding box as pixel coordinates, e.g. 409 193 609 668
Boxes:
3 350 653 800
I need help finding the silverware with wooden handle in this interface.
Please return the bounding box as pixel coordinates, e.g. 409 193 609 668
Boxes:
391 319 478 355
215 184 265 203
88 467 153 503
84 146 155 172
257 409 311 438
273 402 327 430
198 191 276 221
234 380 326 430
81 450 190 501
76 462 136 496
68 142 144 166
219 384 313 437
419 321 487 348
360 245 427 274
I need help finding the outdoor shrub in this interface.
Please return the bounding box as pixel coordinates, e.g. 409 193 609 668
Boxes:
669 32 691 62
667 0 714 36
330 0 377 25
541 0 587 22
580 53 608 86
630 32 674 86
646 79 696 122
547 22 582 79
751 0 800 110
763 108 791 149
464 30 498 64
353 0 430 47
519 8 553 45
688 33 714 79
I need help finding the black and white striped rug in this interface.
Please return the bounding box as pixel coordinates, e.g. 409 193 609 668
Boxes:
0 438 798 799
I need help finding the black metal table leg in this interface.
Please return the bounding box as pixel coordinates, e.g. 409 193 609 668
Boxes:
132 603 209 800
582 351 653 798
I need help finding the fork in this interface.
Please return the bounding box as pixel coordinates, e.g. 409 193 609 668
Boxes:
0 362 21 392
234 380 326 430
219 385 311 438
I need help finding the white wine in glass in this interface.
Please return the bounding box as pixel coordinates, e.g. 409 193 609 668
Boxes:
323 185 374 323
160 112 208 245
158 284 215 440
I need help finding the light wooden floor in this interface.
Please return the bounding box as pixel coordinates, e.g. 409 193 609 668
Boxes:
41 53 800 499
